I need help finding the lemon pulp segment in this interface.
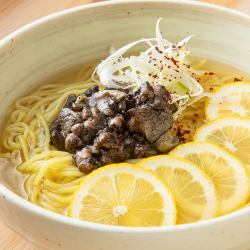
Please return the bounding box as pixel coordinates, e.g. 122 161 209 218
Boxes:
69 164 176 227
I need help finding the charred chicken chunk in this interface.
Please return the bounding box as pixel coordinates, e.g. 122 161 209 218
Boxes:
50 82 179 174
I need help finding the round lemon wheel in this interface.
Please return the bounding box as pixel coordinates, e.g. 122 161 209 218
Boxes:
69 163 176 227
136 155 217 224
194 115 250 172
170 142 250 215
206 82 250 120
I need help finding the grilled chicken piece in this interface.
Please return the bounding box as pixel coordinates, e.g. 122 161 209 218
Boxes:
50 82 179 174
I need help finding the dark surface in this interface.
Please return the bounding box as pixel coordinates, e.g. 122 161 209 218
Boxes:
50 82 179 174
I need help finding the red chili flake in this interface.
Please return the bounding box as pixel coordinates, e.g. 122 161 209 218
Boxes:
170 57 179 66
155 46 163 54
159 64 164 70
209 87 214 91
175 126 191 143
194 113 199 118
164 55 171 61
204 72 214 76
234 77 243 82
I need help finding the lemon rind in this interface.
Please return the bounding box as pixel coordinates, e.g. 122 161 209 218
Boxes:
69 163 177 226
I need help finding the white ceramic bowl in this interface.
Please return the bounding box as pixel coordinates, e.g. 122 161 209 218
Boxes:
0 1 250 249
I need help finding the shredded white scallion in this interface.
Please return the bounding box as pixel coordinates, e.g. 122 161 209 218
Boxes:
92 18 204 112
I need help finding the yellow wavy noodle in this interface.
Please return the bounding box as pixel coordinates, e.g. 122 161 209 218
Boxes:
19 151 85 214
0 65 96 214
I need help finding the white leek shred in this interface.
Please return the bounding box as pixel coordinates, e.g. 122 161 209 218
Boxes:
92 18 204 113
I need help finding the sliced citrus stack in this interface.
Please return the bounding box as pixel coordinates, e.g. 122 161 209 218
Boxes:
170 142 250 215
194 115 250 172
206 82 250 120
136 155 217 224
69 163 176 227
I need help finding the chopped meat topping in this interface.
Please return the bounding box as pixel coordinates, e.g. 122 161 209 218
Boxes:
50 82 179 174
128 106 173 143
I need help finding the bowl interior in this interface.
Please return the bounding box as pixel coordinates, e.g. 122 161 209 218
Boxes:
0 0 250 232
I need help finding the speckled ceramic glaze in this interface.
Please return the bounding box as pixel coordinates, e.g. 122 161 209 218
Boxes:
0 1 250 250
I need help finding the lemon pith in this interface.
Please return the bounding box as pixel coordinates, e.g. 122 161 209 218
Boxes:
69 163 176 227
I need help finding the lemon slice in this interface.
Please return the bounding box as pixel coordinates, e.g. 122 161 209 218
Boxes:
69 163 176 227
194 115 250 172
206 82 250 120
136 155 217 224
170 142 250 215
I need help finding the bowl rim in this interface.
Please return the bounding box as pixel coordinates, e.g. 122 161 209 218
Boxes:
0 0 250 233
